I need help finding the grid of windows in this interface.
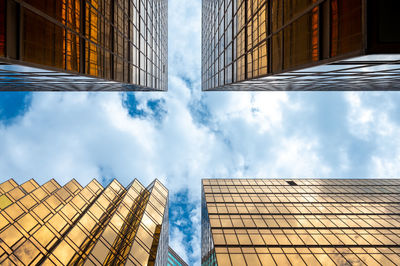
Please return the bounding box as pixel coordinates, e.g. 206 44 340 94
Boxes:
201 179 400 266
0 0 167 91
0 178 169 265
202 0 400 91
0 179 39 210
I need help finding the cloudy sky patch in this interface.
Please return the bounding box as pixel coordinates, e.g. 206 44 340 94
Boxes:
1 0 400 265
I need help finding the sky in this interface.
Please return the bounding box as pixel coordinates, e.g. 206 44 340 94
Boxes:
1 0 400 265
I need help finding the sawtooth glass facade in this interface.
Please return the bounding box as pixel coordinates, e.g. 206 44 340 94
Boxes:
0 178 169 265
168 246 189 266
202 178 400 265
0 0 167 91
202 0 400 91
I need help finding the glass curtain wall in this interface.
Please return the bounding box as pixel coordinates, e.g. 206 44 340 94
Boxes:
0 0 167 90
202 178 400 265
0 178 169 265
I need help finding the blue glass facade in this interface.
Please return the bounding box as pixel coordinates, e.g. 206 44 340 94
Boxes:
168 246 188 266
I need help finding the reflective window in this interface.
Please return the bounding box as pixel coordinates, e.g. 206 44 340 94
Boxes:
0 0 167 91
202 179 400 265
201 0 400 91
0 178 170 266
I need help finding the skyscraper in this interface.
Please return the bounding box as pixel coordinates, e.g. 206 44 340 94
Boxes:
0 178 170 265
202 0 400 91
202 178 400 265
0 0 167 91
168 246 189 266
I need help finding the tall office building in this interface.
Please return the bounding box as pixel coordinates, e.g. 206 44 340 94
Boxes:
0 0 167 91
0 178 170 265
202 0 400 91
202 178 400 265
168 246 189 266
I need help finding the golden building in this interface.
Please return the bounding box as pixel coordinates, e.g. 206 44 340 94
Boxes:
0 178 169 265
0 0 168 91
202 178 400 265
202 0 400 91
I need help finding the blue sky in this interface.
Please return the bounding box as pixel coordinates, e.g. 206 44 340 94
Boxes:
1 0 400 265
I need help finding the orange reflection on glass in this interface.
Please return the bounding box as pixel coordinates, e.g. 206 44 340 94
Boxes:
86 0 99 76
312 0 319 61
63 0 80 72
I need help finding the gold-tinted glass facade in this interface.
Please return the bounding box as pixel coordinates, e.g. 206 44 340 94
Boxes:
0 0 167 91
202 178 400 265
0 178 169 265
202 0 400 91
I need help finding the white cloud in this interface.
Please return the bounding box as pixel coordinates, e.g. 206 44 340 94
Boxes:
345 92 376 139
204 92 289 133
267 137 332 178
344 93 400 177
188 205 202 264
169 226 190 263
168 0 201 81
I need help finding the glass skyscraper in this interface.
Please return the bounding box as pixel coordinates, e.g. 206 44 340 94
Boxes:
202 0 400 91
0 0 167 91
0 178 172 265
168 246 189 266
202 178 400 265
